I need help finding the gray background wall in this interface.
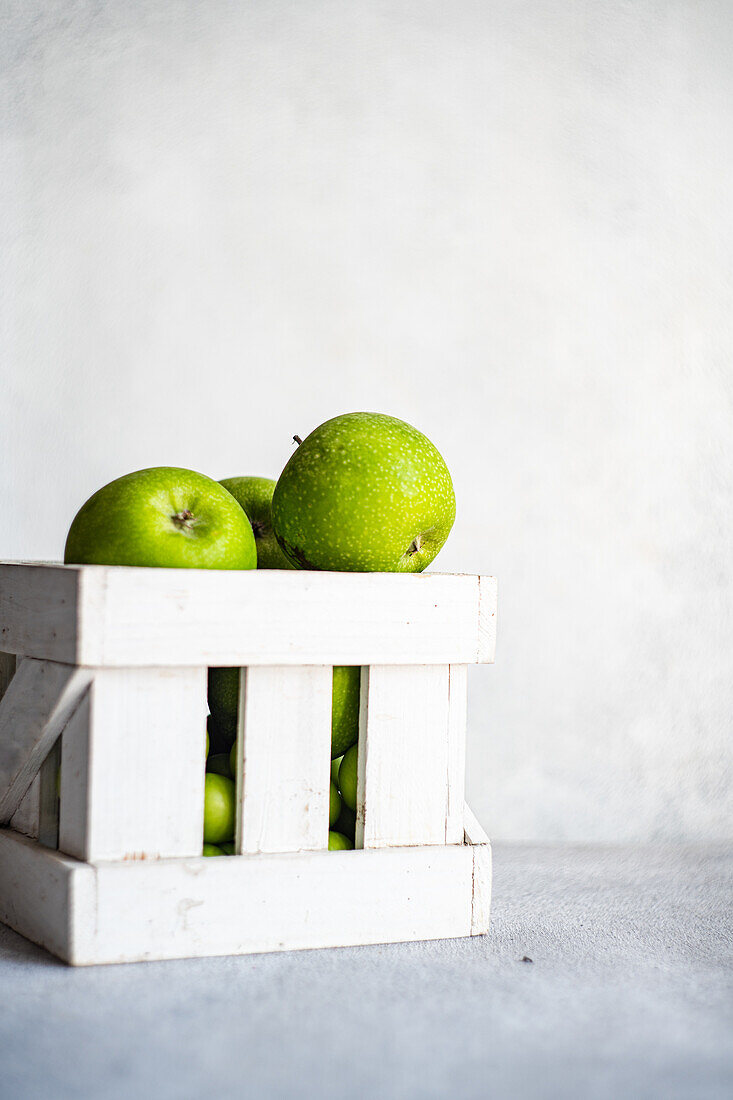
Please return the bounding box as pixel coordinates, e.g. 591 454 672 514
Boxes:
2 0 731 841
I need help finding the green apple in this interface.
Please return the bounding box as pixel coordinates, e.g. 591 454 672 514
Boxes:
271 412 456 572
202 843 224 856
207 668 239 731
64 466 257 570
329 780 341 827
338 743 358 812
229 739 238 778
331 756 342 784
207 711 235 755
328 830 354 851
331 666 360 759
206 753 233 779
219 476 294 570
210 665 359 760
335 802 356 842
203 773 235 844
220 841 235 855
206 668 238 739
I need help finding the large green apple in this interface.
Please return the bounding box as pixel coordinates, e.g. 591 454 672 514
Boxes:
218 476 293 570
203 773 235 844
331 665 360 758
271 412 456 572
208 663 360 760
64 467 257 570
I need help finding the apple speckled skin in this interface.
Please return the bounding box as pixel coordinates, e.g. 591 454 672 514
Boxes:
271 412 456 572
64 467 257 571
218 476 293 570
330 664 360 758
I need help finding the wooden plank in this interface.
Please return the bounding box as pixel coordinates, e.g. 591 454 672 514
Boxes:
0 829 95 962
0 565 81 664
58 667 207 861
471 843 492 935
9 773 40 838
0 563 494 667
463 803 490 846
0 658 91 825
0 836 473 965
477 575 498 663
445 666 468 844
463 803 491 935
356 665 463 850
237 666 332 854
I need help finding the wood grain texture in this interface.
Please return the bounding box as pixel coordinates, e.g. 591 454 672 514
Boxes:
0 829 94 961
470 843 492 935
463 803 490 847
0 658 90 825
463 803 492 935
9 773 40 838
0 830 475 965
237 666 332 854
0 563 495 667
477 575 498 663
58 667 207 861
446 666 468 844
0 564 82 663
356 665 464 850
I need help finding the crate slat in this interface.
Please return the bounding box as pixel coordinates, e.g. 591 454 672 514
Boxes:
446 665 468 844
0 563 496 667
236 665 332 854
0 657 91 824
9 773 40 838
464 804 492 935
58 667 207 861
0 829 475 965
356 664 465 849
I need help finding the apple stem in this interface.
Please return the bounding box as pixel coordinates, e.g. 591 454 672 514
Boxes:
293 435 303 446
406 535 422 556
171 510 197 531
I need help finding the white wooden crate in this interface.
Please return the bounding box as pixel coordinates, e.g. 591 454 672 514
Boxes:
0 562 496 965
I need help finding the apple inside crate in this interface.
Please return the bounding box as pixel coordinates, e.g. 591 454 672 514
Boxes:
0 562 496 966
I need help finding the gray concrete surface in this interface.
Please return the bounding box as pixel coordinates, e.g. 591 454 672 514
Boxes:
0 843 730 1099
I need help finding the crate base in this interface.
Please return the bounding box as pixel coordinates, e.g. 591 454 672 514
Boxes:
0 828 491 965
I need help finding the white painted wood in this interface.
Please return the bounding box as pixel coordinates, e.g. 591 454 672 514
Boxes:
0 563 496 964
0 564 82 664
0 658 91 825
9 773 40 838
463 803 490 847
356 665 464 849
471 843 492 935
477 575 498 663
58 667 207 861
463 803 491 935
446 666 468 844
0 829 94 961
0 563 494 667
237 666 332 854
0 830 475 965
